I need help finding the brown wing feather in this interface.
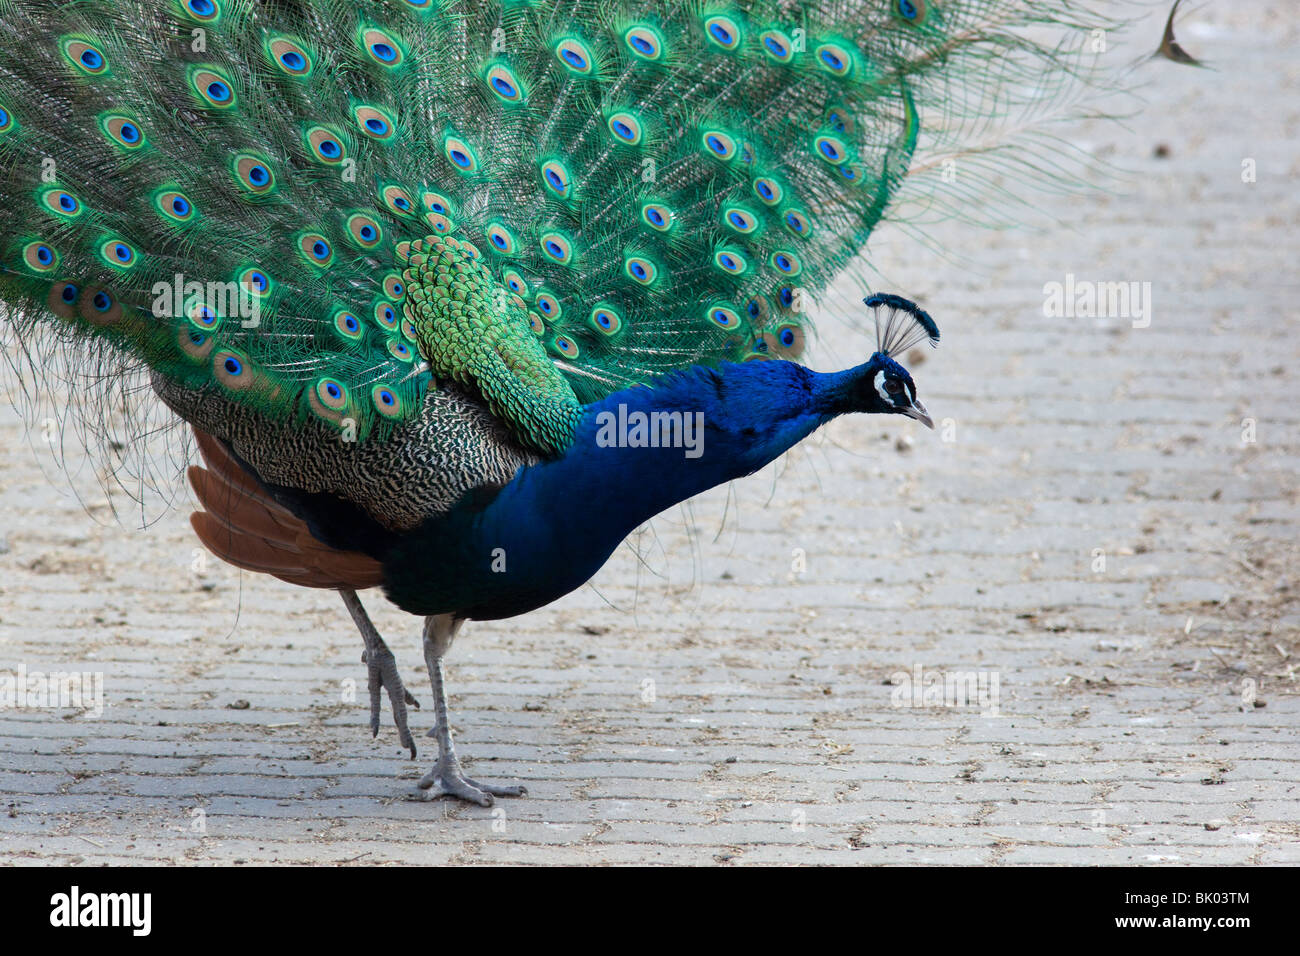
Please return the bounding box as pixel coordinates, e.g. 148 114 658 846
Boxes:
188 429 384 591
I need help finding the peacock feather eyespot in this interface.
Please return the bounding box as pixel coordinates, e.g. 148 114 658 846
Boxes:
380 184 416 217
721 204 760 235
359 27 405 68
99 113 145 150
640 202 674 232
485 222 519 257
185 296 221 331
774 322 805 356
354 105 396 142
233 154 275 195
814 134 850 166
706 303 741 329
61 38 109 76
179 0 221 23
400 317 418 343
423 191 456 217
759 29 794 64
824 106 855 136
623 254 658 286
305 126 348 165
371 383 404 419
839 162 868 186
814 40 857 79
443 135 480 174
374 300 400 331
527 312 545 336
623 25 665 62
156 190 196 223
549 334 580 359
176 322 214 362
22 240 58 273
534 290 561 319
895 0 929 24
189 67 237 109
703 14 743 52
700 128 737 162
99 238 139 270
502 269 527 295
540 231 575 266
79 285 123 326
782 208 813 238
712 248 748 275
298 233 334 268
350 308 383 342
752 176 784 206
776 285 797 311
315 378 350 411
540 160 573 199
426 213 451 239
212 349 254 391
607 112 644 146
770 250 803 276
386 337 414 362
237 266 272 297
45 280 79 319
459 240 481 261
554 37 596 76
267 37 313 77
40 187 83 219
307 377 353 426
383 272 406 301
0 103 14 135
485 62 526 104
588 304 623 336
346 213 383 248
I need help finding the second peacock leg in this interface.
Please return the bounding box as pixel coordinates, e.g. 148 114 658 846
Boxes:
340 588 420 759
417 614 528 806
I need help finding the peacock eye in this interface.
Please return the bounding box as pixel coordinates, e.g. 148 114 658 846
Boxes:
885 379 904 395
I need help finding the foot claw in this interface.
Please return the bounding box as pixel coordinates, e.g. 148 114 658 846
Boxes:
365 640 418 759
416 758 526 806
345 591 419 759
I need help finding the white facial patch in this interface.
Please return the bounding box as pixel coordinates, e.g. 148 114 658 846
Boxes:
873 369 892 404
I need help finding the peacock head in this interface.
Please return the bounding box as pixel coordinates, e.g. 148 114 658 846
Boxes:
859 350 932 429
837 294 940 428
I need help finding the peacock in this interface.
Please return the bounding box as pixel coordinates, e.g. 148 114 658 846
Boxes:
0 0 1137 805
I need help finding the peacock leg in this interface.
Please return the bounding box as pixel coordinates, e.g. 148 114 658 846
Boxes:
417 614 528 806
340 588 419 759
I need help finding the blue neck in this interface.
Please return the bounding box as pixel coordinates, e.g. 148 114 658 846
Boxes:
383 359 875 618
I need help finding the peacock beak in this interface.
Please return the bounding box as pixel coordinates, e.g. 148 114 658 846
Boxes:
901 399 934 430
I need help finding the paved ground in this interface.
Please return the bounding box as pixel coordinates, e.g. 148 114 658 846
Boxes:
0 4 1296 865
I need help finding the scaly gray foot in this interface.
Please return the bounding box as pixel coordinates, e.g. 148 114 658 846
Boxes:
416 613 527 806
416 751 527 807
362 640 420 759
341 588 420 759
